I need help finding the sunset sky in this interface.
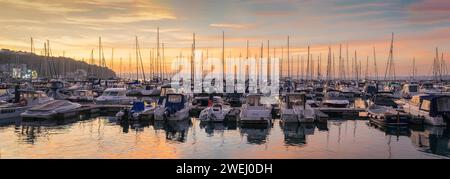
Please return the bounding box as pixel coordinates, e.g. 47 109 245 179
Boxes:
0 0 449 76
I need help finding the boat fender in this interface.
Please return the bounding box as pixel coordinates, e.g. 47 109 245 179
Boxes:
131 112 140 119
116 110 125 119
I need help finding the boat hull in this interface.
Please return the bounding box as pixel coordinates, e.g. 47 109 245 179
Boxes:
154 107 190 121
0 106 30 120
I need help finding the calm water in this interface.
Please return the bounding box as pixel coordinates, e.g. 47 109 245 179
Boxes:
0 116 448 159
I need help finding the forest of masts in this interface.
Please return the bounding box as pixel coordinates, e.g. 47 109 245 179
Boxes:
27 30 449 82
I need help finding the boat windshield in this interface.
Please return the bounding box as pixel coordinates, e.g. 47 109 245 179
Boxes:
420 100 431 111
247 97 262 106
76 91 88 96
213 97 223 104
168 95 182 103
422 83 433 89
436 97 450 112
409 85 418 92
193 98 209 106
0 89 7 96
21 92 45 99
104 91 119 96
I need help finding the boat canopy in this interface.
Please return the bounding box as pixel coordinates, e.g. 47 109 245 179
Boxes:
165 94 186 114
412 94 450 116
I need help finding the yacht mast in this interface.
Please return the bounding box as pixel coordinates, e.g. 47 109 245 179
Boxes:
373 47 378 81
384 33 395 81
287 36 290 79
306 46 310 81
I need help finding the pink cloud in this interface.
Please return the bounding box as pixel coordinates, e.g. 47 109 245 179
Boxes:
407 0 450 24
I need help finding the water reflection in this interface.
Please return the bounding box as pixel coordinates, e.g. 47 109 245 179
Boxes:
116 119 152 133
367 121 411 137
153 119 192 143
199 121 237 136
13 115 92 144
411 126 449 157
280 122 316 146
0 115 449 158
239 124 271 145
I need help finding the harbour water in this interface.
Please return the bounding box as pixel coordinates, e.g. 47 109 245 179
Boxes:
0 116 448 159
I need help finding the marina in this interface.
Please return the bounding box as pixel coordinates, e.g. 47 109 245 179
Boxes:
1 33 450 159
0 0 449 160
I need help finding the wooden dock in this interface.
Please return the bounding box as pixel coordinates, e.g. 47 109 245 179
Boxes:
58 104 130 117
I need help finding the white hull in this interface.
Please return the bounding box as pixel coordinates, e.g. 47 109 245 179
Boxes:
21 100 81 120
403 103 447 126
199 106 232 122
239 105 272 124
280 106 315 123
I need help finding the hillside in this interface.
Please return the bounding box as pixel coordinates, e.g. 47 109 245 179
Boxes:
0 49 116 79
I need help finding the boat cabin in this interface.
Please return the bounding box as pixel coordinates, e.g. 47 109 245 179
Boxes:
364 83 378 95
73 90 94 97
246 94 264 107
17 90 53 106
164 94 187 114
284 93 305 109
410 94 450 117
421 82 434 89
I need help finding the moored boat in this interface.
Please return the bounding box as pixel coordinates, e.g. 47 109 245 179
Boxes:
0 90 53 120
94 88 136 105
154 93 190 121
21 100 82 120
403 94 450 126
199 96 232 122
239 94 272 125
280 93 315 123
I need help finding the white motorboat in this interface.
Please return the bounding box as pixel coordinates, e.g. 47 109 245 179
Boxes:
420 82 441 94
68 90 95 102
280 93 315 123
0 90 53 120
126 84 160 96
402 94 450 126
21 100 82 120
239 94 272 124
199 96 232 122
116 101 155 120
94 88 136 105
140 85 160 96
367 105 409 126
47 80 70 100
154 93 190 121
